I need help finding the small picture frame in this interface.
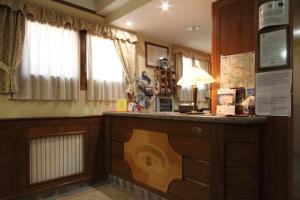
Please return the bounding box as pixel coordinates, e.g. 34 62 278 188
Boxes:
259 26 290 70
145 42 169 68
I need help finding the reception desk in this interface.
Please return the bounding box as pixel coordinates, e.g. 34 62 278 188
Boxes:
104 112 267 200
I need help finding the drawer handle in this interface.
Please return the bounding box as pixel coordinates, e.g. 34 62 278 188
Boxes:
191 126 202 134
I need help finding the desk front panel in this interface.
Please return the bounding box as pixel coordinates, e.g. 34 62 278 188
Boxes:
106 116 260 200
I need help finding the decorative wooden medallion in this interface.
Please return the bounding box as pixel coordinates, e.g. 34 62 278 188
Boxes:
124 129 182 192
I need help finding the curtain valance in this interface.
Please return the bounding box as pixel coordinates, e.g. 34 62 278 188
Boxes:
173 45 211 62
0 0 138 43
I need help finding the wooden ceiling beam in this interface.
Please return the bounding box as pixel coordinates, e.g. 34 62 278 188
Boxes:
96 0 117 14
105 0 152 24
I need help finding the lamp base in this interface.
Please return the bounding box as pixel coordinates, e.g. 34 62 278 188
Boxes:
192 86 198 112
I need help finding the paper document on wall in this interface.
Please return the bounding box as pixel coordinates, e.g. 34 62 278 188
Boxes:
220 52 255 89
255 69 292 116
259 0 289 30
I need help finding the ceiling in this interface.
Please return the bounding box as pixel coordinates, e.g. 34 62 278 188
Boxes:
63 0 215 53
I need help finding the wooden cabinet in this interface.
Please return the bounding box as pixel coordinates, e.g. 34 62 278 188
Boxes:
154 67 177 96
212 0 293 199
105 115 263 200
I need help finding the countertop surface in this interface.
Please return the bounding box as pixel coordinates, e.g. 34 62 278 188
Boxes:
103 111 268 124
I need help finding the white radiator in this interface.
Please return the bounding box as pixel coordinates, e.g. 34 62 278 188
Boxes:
29 133 84 184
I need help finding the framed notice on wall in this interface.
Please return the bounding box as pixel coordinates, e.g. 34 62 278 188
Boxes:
259 26 289 69
259 0 289 30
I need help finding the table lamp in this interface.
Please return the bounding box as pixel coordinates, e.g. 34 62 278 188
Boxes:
177 67 216 112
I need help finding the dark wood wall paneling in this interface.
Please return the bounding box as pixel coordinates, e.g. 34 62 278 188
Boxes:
0 116 106 200
212 0 293 199
257 0 294 200
212 0 257 113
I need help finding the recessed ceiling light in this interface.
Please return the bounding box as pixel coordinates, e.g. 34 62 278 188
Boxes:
186 25 201 32
160 1 170 11
126 20 133 27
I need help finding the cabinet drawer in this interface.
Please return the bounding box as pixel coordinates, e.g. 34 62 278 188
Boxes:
110 117 215 139
225 193 255 200
183 158 210 185
111 156 132 178
169 135 210 161
111 141 124 157
225 166 256 192
168 180 210 200
111 126 132 142
168 122 214 139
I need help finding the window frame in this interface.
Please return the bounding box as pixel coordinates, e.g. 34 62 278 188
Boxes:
80 30 87 90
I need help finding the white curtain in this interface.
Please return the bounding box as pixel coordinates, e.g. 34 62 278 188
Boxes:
14 20 80 100
114 39 136 94
179 56 210 102
86 34 125 101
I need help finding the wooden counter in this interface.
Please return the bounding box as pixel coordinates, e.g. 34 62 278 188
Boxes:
104 112 267 200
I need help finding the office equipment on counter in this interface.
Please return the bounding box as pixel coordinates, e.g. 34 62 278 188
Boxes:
178 104 193 113
156 95 173 112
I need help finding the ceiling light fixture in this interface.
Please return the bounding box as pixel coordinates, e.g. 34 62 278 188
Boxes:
186 25 201 32
160 1 170 11
126 20 133 27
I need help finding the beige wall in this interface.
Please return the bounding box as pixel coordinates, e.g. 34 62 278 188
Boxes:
0 91 115 118
135 33 178 110
135 33 172 87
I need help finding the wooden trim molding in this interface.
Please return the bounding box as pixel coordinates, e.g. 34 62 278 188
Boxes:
80 30 87 90
50 0 104 17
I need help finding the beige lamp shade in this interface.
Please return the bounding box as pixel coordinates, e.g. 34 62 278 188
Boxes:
177 67 216 86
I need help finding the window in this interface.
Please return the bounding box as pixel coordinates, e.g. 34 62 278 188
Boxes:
179 56 210 102
182 56 206 89
15 20 80 100
86 34 125 101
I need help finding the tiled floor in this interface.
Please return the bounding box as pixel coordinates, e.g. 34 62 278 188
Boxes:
44 183 145 200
